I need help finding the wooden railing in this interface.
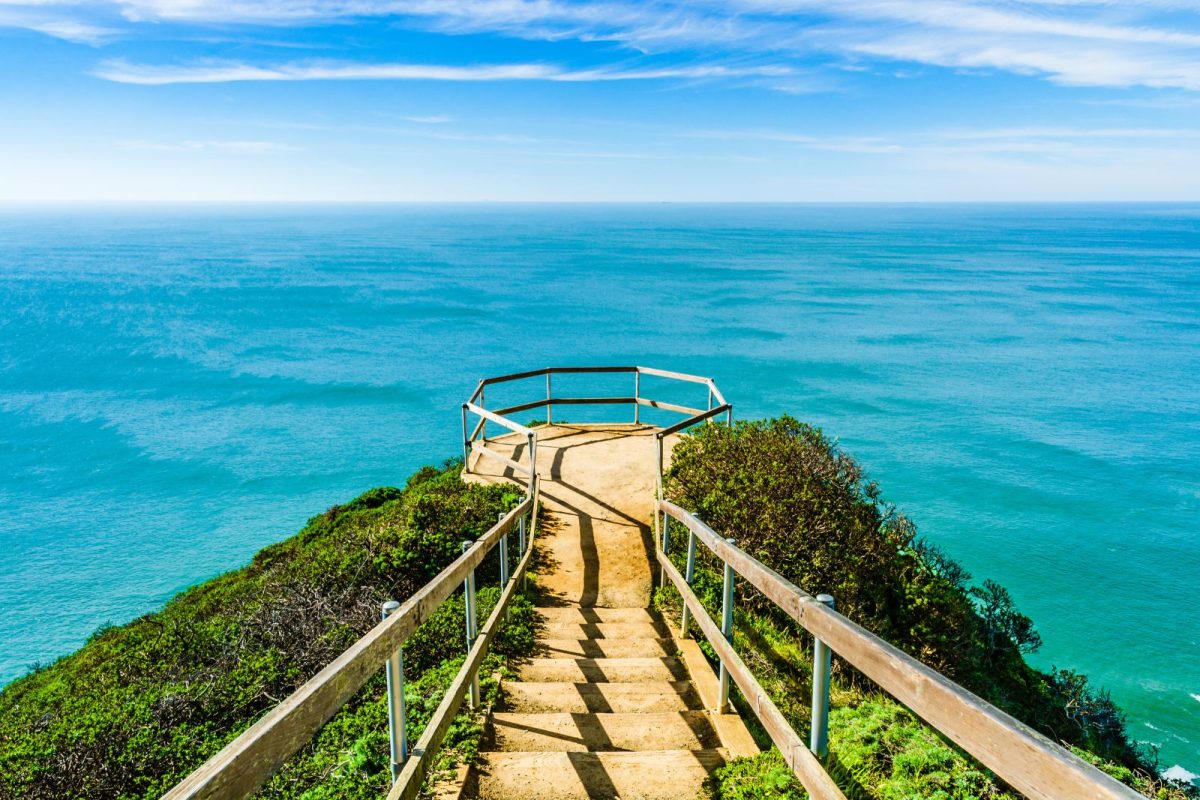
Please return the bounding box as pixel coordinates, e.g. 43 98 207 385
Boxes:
165 489 539 800
462 366 730 500
166 364 1136 800
656 500 1143 800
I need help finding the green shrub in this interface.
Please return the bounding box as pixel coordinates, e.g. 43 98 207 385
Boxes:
665 418 1187 797
0 461 527 799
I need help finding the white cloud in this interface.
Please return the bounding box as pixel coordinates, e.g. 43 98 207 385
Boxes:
116 138 298 153
685 124 1200 158
400 114 453 124
92 57 793 85
30 19 117 43
5 0 1200 91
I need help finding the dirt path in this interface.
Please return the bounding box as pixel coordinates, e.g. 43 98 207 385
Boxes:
465 423 673 608
460 424 756 799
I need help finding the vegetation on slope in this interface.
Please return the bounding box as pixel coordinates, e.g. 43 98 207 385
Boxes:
656 417 1193 800
0 462 536 800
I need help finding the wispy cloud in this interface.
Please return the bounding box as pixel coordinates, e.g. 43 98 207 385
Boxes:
96 0 1200 92
116 139 298 153
686 124 1200 158
400 114 454 124
6 0 1200 92
92 57 793 85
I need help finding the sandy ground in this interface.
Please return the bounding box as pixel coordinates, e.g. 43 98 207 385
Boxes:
464 424 677 608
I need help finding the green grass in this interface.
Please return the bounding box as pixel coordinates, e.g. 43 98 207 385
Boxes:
0 461 537 800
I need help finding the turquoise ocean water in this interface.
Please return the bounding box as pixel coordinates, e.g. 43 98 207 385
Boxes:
1 204 1197 779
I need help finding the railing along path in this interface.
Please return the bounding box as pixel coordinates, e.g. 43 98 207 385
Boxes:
168 365 1142 800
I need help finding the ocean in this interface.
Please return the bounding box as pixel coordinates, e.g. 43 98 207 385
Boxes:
0 203 1196 779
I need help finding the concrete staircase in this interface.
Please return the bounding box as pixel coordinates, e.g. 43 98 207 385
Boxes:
463 425 757 799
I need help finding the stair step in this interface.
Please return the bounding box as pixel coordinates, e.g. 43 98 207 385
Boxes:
472 749 728 799
489 711 718 752
539 621 671 640
516 657 688 683
502 681 703 713
535 638 677 659
535 607 661 625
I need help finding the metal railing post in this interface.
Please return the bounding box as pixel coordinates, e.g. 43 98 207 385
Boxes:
546 372 552 424
810 593 835 759
462 540 479 708
479 386 486 442
655 435 664 499
659 511 670 589
498 512 510 620
526 432 536 496
717 538 736 713
726 405 733 426
518 509 527 591
382 601 408 782
654 435 664 545
634 370 640 424
461 403 470 471
680 530 697 637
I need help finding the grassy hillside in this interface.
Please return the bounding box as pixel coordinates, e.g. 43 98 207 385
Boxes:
656 417 1193 800
0 462 536 800
1 419 1192 799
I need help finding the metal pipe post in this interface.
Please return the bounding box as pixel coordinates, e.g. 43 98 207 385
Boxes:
655 436 664 499
526 432 536 496
518 511 527 591
546 372 552 424
634 370 640 424
382 601 408 782
462 540 479 708
680 530 697 637
498 512 510 619
717 538 736 712
726 405 734 426
810 593 835 758
461 403 470 471
659 511 671 589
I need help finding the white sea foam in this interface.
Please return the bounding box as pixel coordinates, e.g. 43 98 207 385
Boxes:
1161 764 1198 784
1190 692 1200 704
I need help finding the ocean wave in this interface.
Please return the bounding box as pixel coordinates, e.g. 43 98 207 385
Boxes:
1161 764 1198 784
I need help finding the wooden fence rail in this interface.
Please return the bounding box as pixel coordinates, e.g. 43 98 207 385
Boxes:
657 499 1143 800
164 498 535 800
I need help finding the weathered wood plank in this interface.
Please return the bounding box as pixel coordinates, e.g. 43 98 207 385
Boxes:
658 500 1143 800
472 445 531 476
635 366 712 385
658 552 847 800
465 402 534 436
635 398 706 416
387 538 534 800
163 499 532 800
656 404 732 437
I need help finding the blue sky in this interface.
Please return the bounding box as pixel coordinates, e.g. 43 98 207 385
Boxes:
1 1 1199 201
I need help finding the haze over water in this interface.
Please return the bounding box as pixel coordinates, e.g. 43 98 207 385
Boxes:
1 203 1197 778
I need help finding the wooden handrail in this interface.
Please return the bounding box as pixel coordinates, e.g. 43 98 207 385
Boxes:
635 365 712 385
464 402 535 437
657 500 1142 800
164 499 532 800
656 403 731 437
658 551 847 800
472 444 531 476
387 530 535 800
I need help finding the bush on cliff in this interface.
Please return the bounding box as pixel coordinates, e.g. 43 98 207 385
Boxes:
0 461 529 800
664 417 1190 799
